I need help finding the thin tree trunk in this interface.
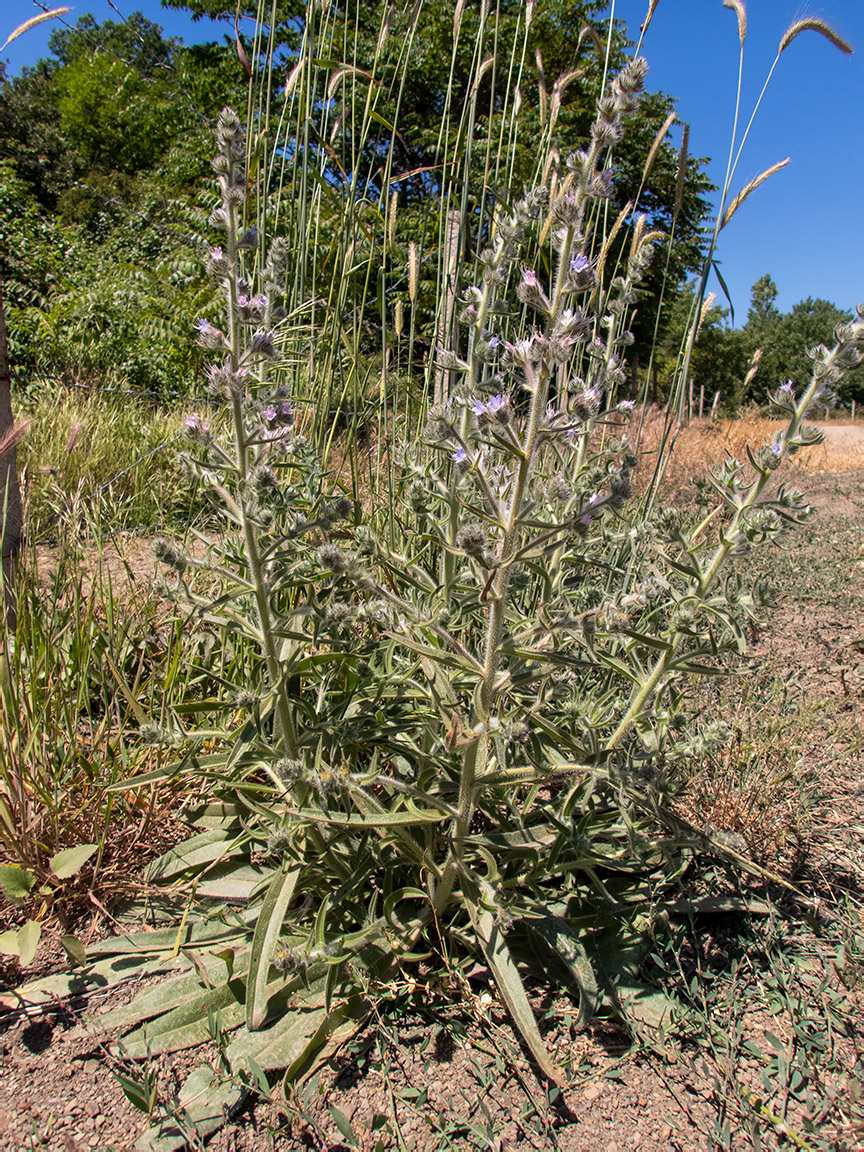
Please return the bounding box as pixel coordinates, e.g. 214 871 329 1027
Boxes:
0 275 23 627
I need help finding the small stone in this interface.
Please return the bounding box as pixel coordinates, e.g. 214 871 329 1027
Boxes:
83 1101 100 1118
605 1142 619 1152
659 1124 673 1141
583 1083 601 1102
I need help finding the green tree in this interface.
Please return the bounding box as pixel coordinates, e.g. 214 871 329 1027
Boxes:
56 52 184 174
743 277 863 406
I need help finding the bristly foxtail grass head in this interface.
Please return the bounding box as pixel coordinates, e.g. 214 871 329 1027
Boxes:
778 18 853 56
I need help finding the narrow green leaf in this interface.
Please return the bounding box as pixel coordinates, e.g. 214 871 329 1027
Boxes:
247 862 302 1030
292 807 446 828
528 916 598 1032
60 935 87 967
468 900 564 1086
330 1105 359 1147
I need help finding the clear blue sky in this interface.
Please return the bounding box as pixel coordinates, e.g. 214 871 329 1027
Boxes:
3 0 862 324
609 0 862 323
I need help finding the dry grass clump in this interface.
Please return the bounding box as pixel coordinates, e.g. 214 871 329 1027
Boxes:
678 729 819 874
634 407 864 497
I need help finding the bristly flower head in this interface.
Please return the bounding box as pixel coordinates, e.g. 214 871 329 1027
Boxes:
565 254 598 293
195 318 226 350
207 361 248 400
516 267 551 313
248 330 279 359
206 247 230 278
184 414 212 444
471 394 510 427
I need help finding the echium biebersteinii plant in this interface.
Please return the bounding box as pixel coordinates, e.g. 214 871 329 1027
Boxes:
143 91 864 1087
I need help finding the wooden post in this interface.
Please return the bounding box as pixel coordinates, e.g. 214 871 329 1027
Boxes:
688 378 693 423
852 400 856 422
710 390 720 420
0 275 23 628
699 384 704 419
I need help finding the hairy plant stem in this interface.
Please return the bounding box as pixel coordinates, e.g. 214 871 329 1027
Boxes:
433 224 578 916
224 194 298 760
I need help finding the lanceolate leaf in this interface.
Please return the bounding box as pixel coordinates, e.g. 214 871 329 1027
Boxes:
468 900 564 1087
120 981 248 1058
528 915 598 1032
100 951 253 1031
144 829 245 883
0 949 184 1013
246 860 302 1030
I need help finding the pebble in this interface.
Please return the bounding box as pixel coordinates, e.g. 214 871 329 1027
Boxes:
583 1083 601 1102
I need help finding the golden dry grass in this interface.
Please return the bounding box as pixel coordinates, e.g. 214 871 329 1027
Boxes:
633 407 864 496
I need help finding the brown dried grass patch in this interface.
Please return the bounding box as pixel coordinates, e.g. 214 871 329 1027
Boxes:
632 407 864 498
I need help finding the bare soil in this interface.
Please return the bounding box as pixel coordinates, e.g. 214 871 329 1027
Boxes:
1 466 862 1152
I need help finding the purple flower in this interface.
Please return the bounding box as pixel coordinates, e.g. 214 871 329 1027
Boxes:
451 449 468 464
566 253 598 292
195 318 224 349
184 414 211 441
264 400 294 427
472 394 506 416
206 247 230 277
779 380 794 393
249 330 278 358
472 393 510 427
